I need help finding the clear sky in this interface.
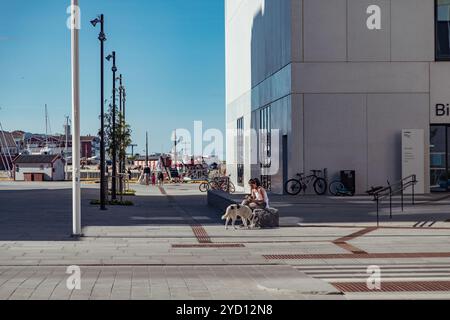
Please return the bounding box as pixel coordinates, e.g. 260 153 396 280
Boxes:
0 0 225 157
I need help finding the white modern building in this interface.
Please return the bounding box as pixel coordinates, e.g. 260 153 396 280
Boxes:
226 0 450 194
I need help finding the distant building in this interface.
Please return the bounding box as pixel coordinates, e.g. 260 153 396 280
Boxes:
0 131 18 171
0 131 18 155
11 131 26 152
22 133 99 162
134 154 172 171
26 134 67 155
81 135 100 159
13 154 65 181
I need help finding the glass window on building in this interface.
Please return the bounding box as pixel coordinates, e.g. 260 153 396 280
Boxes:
237 117 244 186
259 106 272 191
436 0 450 60
430 125 450 191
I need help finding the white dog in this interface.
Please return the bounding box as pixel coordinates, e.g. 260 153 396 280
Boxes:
222 204 254 230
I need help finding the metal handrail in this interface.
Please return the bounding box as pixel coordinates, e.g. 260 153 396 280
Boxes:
368 175 418 227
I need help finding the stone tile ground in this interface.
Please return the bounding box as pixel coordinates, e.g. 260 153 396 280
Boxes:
0 182 450 299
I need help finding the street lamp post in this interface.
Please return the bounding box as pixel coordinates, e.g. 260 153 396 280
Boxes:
91 14 107 210
122 85 126 183
106 52 117 200
122 85 126 120
118 74 123 194
131 144 137 157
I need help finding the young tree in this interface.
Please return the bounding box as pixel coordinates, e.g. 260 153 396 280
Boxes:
104 104 132 172
117 112 132 167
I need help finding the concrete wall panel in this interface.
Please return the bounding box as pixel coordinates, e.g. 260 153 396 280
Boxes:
304 94 368 193
292 62 429 93
347 0 390 61
303 0 347 62
367 94 430 190
391 0 434 61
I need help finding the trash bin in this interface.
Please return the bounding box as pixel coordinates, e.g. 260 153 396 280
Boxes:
341 170 356 195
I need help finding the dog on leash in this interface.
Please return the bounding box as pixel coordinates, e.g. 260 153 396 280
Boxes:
222 204 254 230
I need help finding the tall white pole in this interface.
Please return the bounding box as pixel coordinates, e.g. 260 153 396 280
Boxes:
71 0 81 236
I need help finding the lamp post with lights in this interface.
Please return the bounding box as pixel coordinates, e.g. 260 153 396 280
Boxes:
106 51 118 200
90 14 107 210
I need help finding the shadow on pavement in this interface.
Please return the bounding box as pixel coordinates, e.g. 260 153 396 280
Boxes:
218 192 450 225
1 187 450 241
0 188 221 241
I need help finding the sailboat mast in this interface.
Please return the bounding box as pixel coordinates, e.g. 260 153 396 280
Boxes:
174 130 177 170
45 104 48 147
65 116 69 154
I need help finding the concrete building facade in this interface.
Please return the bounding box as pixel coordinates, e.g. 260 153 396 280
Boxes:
226 0 450 194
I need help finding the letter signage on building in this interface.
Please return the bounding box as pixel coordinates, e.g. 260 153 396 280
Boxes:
432 103 450 123
402 129 425 194
431 63 450 124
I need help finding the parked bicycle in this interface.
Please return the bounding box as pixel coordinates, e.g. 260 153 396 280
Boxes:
199 176 235 194
199 180 211 192
285 170 327 196
328 180 355 196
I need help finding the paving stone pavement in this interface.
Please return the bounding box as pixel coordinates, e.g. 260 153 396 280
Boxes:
1 182 450 299
0 266 342 300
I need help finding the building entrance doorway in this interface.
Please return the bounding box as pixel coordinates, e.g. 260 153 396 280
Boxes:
430 125 450 192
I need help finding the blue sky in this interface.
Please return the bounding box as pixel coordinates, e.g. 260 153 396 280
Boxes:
0 0 225 156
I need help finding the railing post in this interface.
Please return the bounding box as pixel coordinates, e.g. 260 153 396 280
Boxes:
412 176 415 206
401 179 404 212
389 187 393 219
376 196 380 227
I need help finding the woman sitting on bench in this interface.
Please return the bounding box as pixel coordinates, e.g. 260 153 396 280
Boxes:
242 178 269 211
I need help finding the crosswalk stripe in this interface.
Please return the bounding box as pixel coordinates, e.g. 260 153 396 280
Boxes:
294 264 450 282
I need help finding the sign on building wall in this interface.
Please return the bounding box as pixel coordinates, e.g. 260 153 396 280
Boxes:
402 129 425 194
430 103 450 124
431 63 450 124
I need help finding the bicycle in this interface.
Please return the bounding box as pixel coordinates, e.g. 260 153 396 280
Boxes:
221 179 236 194
216 175 235 194
285 170 327 196
199 180 211 193
328 180 355 196
199 176 236 194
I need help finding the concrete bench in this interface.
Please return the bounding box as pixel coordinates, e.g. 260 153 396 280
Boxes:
207 190 239 212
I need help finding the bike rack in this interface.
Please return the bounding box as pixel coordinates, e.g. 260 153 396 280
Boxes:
368 175 418 227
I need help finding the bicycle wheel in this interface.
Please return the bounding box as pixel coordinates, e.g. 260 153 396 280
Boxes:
329 181 344 196
285 179 302 195
199 182 210 193
228 182 236 194
313 178 327 195
221 182 235 194
210 179 220 190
